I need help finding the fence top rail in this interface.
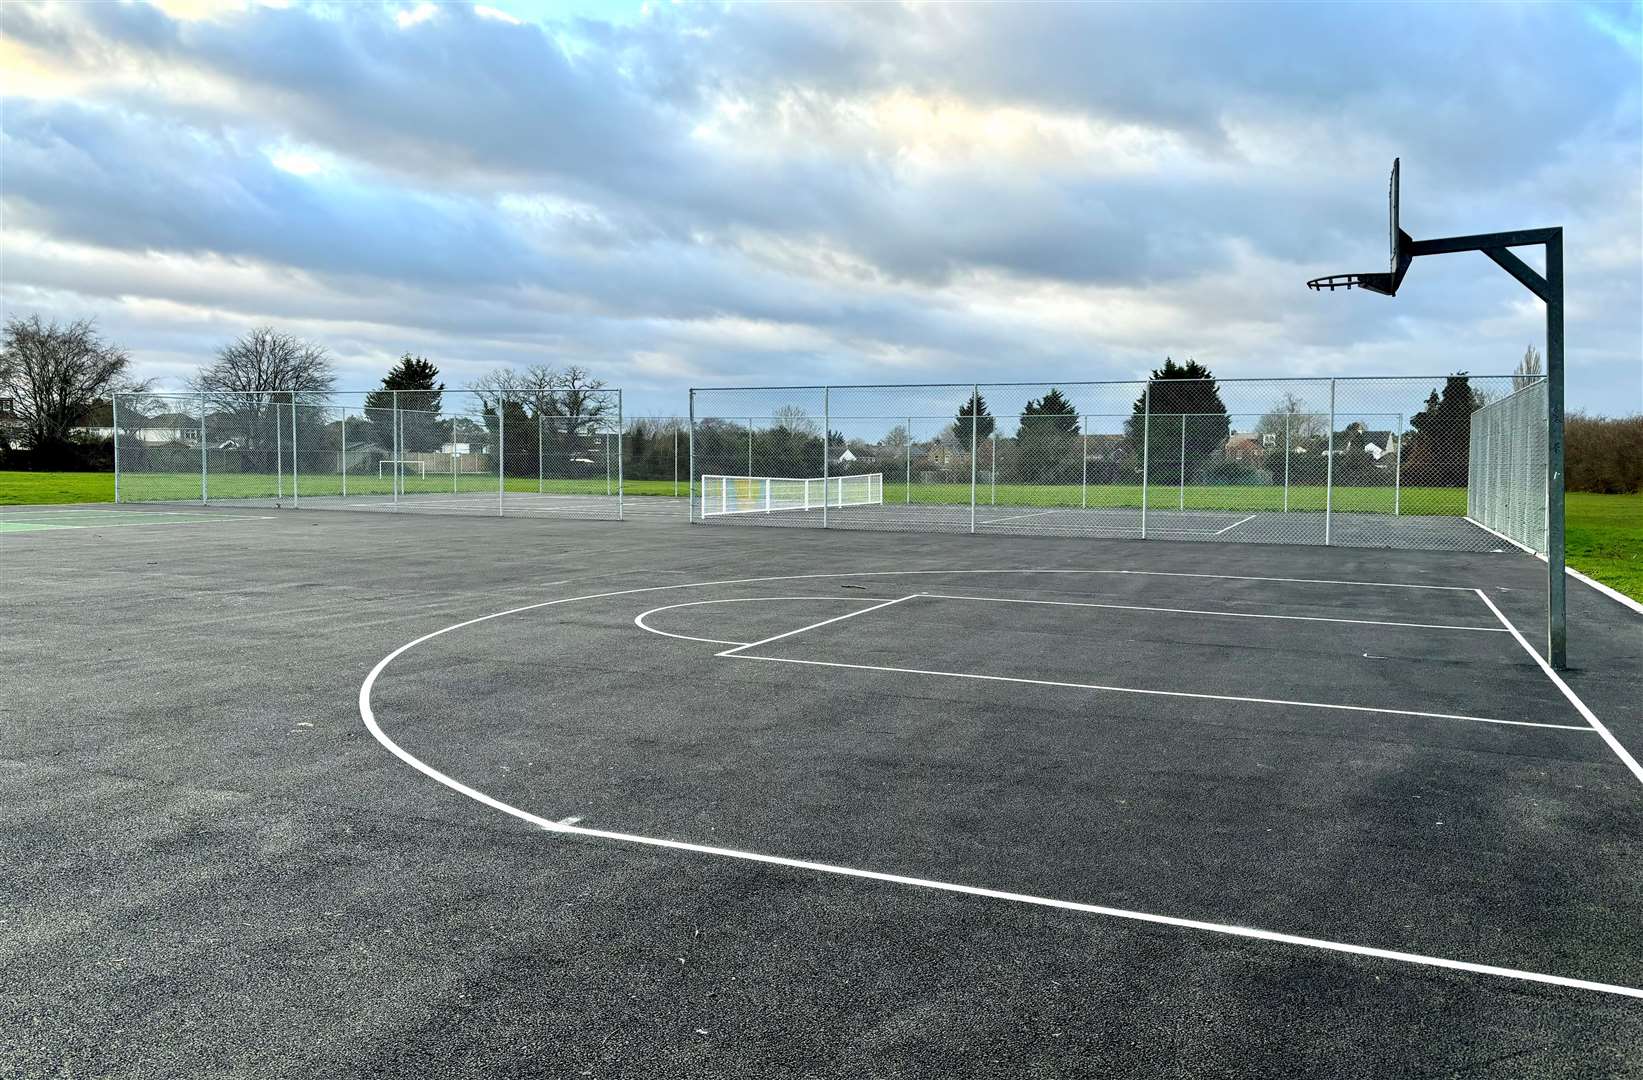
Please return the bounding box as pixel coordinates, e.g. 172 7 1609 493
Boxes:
114 387 620 398
1471 379 1551 412
690 374 1527 393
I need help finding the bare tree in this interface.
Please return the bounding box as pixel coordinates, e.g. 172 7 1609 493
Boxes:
1255 391 1326 445
0 315 144 455
469 364 612 433
772 404 820 435
191 327 335 450
1514 345 1543 391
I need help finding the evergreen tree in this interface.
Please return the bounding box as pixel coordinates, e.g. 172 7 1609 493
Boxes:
1018 388 1081 484
953 390 995 443
1401 373 1482 486
1125 357 1231 483
363 354 445 453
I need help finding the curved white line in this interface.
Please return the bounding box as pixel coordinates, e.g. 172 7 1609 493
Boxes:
632 594 870 647
358 568 1643 1001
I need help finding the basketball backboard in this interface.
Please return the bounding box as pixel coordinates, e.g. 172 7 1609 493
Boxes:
1307 158 1412 295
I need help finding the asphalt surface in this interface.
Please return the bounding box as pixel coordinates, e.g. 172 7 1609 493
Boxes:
3 504 1641 1079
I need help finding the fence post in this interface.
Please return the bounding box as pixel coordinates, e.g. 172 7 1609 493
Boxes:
1140 383 1150 539
536 414 543 496
968 387 977 535
1325 379 1336 545
392 390 400 509
276 401 284 500
341 412 347 498
498 394 506 516
199 393 208 504
822 388 830 529
673 426 679 499
747 419 754 478
1282 411 1289 512
112 394 121 504
906 416 912 504
617 390 624 521
290 394 299 506
1081 426 1087 509
1178 414 1186 511
1394 412 1402 516
990 431 996 505
688 392 696 522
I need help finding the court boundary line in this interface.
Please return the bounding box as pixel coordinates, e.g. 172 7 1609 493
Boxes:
915 592 1505 633
0 515 278 531
1466 515 1643 616
1475 589 1643 786
357 568 1639 1000
1214 513 1259 535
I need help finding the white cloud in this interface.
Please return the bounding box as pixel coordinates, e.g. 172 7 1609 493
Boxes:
395 3 439 30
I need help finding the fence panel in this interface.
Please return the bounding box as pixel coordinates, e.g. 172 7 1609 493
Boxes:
691 374 1530 552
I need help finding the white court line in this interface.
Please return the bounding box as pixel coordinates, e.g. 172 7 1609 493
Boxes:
1466 515 1643 616
724 654 1592 732
717 594 920 658
358 570 1636 999
357 583 1639 1000
976 507 1077 526
2 507 229 516
634 595 872 647
916 592 1506 633
1475 589 1643 787
1214 513 1259 536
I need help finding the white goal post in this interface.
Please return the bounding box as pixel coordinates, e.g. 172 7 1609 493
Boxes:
700 473 884 516
379 459 428 478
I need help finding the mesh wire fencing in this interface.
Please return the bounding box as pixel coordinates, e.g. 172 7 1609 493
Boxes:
688 375 1538 551
1467 379 1549 553
113 388 627 519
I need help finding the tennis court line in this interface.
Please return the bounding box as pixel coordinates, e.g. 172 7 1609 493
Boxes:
724 654 1590 731
976 507 1076 526
1475 589 1643 787
916 592 1504 633
0 515 276 530
1214 513 1259 535
717 594 920 658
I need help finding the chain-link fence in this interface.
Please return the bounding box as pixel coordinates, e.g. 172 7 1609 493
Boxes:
688 375 1540 551
1467 379 1549 554
113 388 628 519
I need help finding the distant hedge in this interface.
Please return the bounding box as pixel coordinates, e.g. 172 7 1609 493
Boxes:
1566 413 1643 494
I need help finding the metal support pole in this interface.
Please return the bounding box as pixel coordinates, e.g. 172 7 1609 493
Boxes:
276 402 283 500
990 432 996 505
1325 379 1336 545
1393 412 1402 515
605 431 611 496
112 394 121 503
968 387 978 535
341 413 347 498
1546 230 1567 669
1140 384 1150 539
673 426 679 498
498 395 506 515
392 391 400 508
906 417 912 504
822 388 830 529
290 394 299 506
687 392 696 522
199 393 208 504
747 420 754 478
617 390 624 521
1178 414 1186 511
1282 412 1289 512
1081 427 1088 509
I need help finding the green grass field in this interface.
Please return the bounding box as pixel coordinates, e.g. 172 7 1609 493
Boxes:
4 470 1637 601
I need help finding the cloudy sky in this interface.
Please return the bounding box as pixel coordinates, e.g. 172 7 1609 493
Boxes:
3 0 1639 416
